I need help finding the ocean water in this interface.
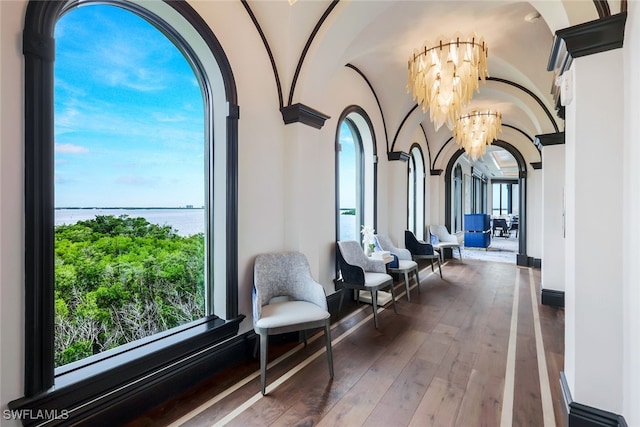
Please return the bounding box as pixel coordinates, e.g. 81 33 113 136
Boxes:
56 208 360 240
55 208 205 237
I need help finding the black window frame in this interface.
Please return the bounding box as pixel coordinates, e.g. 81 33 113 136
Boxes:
12 0 242 423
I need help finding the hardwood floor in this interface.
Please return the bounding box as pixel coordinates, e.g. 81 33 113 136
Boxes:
127 258 566 427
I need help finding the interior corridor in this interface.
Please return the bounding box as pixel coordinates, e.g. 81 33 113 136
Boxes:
128 259 565 427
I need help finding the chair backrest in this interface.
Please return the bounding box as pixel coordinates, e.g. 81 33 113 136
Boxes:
337 240 388 273
493 218 508 229
405 230 434 255
375 235 412 260
336 240 369 268
254 252 313 304
429 225 458 244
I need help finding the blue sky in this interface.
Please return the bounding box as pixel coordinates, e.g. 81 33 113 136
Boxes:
54 5 204 208
339 121 357 209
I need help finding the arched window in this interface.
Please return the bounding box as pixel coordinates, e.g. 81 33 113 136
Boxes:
18 0 240 417
453 164 463 232
336 107 376 244
53 3 214 368
408 145 425 239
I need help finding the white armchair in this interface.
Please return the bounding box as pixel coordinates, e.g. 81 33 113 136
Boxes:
253 252 334 395
429 224 463 262
374 235 421 300
336 240 397 328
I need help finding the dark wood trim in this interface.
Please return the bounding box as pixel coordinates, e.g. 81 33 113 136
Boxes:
288 0 339 106
541 288 565 308
390 104 419 153
536 131 565 147
345 64 390 155
240 0 283 110
419 123 432 168
434 137 455 169
281 103 331 129
23 0 67 395
570 403 628 426
437 124 539 166
516 255 541 268
531 162 543 170
488 77 559 133
388 151 410 162
594 0 611 18
557 12 626 59
9 316 244 426
549 13 627 77
430 169 443 176
561 372 628 427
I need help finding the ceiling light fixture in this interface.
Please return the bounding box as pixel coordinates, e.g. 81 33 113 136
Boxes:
407 33 489 130
452 110 502 160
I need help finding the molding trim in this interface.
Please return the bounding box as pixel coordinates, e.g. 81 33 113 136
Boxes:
548 13 627 110
557 13 626 60
430 169 443 176
531 162 543 170
541 288 565 308
388 151 410 162
281 103 330 129
9 316 244 426
536 131 565 147
345 64 390 155
240 0 283 109
560 372 628 427
517 254 541 268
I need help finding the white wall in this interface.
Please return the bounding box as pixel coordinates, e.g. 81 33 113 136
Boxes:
564 48 624 413
623 3 640 425
1 0 27 421
541 144 566 292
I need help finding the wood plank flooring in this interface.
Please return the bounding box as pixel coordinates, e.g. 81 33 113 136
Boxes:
127 258 566 427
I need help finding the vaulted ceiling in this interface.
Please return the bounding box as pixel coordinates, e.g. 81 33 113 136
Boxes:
244 0 625 173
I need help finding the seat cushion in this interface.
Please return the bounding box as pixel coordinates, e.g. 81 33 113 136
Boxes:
363 272 392 288
255 300 329 329
397 260 418 269
436 242 459 249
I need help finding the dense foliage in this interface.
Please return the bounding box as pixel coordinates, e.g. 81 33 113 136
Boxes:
54 215 205 367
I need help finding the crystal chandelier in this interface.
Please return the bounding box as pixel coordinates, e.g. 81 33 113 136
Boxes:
407 34 489 130
452 110 502 160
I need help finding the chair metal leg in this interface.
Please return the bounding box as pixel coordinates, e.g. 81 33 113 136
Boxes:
388 282 398 314
414 267 421 293
338 288 345 315
404 271 411 301
259 331 268 395
430 259 435 272
436 257 443 278
252 335 259 359
324 322 334 379
371 290 379 328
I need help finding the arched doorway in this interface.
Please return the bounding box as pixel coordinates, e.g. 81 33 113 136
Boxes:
444 140 530 266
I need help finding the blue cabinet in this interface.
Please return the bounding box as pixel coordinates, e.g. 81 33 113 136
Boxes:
464 214 491 248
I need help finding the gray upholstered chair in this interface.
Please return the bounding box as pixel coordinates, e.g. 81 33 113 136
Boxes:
405 230 443 278
374 235 421 301
429 224 462 262
253 251 334 395
336 240 397 328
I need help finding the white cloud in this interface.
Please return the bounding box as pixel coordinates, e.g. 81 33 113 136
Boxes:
55 143 89 154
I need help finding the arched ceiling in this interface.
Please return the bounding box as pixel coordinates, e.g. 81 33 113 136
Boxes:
242 0 623 167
